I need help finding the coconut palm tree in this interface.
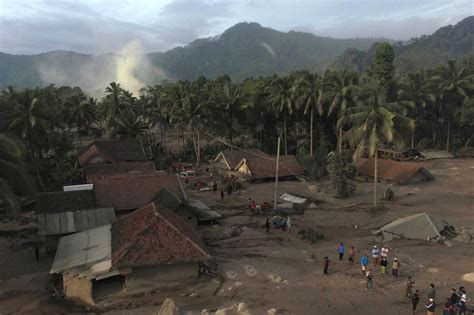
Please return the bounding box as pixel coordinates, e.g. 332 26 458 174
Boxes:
295 73 325 156
431 60 474 151
64 95 97 144
115 109 148 139
342 84 414 208
0 133 35 214
267 76 298 155
398 70 435 148
327 69 360 153
3 88 48 190
104 82 124 136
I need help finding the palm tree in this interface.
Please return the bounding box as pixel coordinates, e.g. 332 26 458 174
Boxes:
342 84 414 208
398 70 435 148
104 82 123 136
213 79 251 145
64 95 97 144
3 88 48 190
295 73 325 156
267 76 298 155
327 69 360 153
115 109 148 139
432 60 474 151
0 133 35 214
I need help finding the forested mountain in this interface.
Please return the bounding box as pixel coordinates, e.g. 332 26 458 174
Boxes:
333 16 474 72
0 17 472 90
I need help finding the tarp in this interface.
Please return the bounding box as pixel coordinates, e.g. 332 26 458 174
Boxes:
280 193 307 204
373 212 449 240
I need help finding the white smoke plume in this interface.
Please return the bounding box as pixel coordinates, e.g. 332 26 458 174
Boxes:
37 40 166 97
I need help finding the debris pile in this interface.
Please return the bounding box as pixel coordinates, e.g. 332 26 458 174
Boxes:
297 228 325 244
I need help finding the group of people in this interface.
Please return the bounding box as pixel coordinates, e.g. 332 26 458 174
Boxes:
248 199 272 214
326 243 470 314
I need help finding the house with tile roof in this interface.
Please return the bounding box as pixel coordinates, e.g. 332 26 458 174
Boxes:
83 161 156 182
356 158 434 184
213 149 269 174
78 140 150 166
50 202 211 304
234 154 304 181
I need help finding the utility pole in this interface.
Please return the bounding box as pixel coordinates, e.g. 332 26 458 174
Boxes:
273 137 281 212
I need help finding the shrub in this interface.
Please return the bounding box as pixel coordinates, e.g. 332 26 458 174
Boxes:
298 228 325 244
327 151 356 198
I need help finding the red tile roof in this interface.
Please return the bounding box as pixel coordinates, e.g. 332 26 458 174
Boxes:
91 172 184 211
111 202 211 267
357 158 434 184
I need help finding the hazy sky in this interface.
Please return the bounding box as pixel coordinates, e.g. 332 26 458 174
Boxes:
0 0 472 54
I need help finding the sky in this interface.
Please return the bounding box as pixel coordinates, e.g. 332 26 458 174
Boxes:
0 0 472 54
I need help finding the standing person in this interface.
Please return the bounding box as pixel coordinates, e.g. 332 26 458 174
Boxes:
220 188 224 200
392 258 400 278
248 198 252 210
366 269 374 291
360 254 369 276
256 203 262 214
380 256 388 275
348 246 355 264
338 242 345 261
457 287 467 315
372 245 380 265
442 298 454 315
412 290 420 315
286 217 292 232
405 276 415 298
425 298 435 315
427 284 436 300
323 256 330 275
381 245 389 260
450 288 459 306
250 200 256 213
281 218 286 231
265 218 270 233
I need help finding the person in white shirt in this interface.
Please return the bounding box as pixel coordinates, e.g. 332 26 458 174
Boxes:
381 245 389 259
372 245 380 265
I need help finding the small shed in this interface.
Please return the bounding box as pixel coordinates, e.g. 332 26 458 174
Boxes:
357 158 434 184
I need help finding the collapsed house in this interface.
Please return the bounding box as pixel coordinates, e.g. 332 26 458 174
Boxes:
78 140 150 167
356 158 434 184
373 212 456 241
213 149 269 174
50 202 211 305
35 190 116 252
234 154 304 181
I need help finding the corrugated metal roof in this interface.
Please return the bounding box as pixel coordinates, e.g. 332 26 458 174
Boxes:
280 193 307 204
50 224 111 274
38 207 116 236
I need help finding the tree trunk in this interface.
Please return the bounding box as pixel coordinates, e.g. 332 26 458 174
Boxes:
229 108 233 145
283 114 288 155
197 127 201 167
373 152 378 208
28 139 45 192
411 129 415 149
432 125 436 147
310 106 314 157
446 119 451 152
176 125 179 153
338 128 343 153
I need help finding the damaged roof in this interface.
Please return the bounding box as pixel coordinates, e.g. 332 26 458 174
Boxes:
357 158 434 184
78 139 149 166
373 212 449 240
111 202 211 268
214 149 269 170
236 154 304 180
35 190 98 214
92 172 185 211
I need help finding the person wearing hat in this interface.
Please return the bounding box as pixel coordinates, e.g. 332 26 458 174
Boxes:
425 298 436 315
371 245 380 265
392 258 400 278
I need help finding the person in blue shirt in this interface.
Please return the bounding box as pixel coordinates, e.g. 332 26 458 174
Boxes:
337 242 345 261
360 253 369 275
